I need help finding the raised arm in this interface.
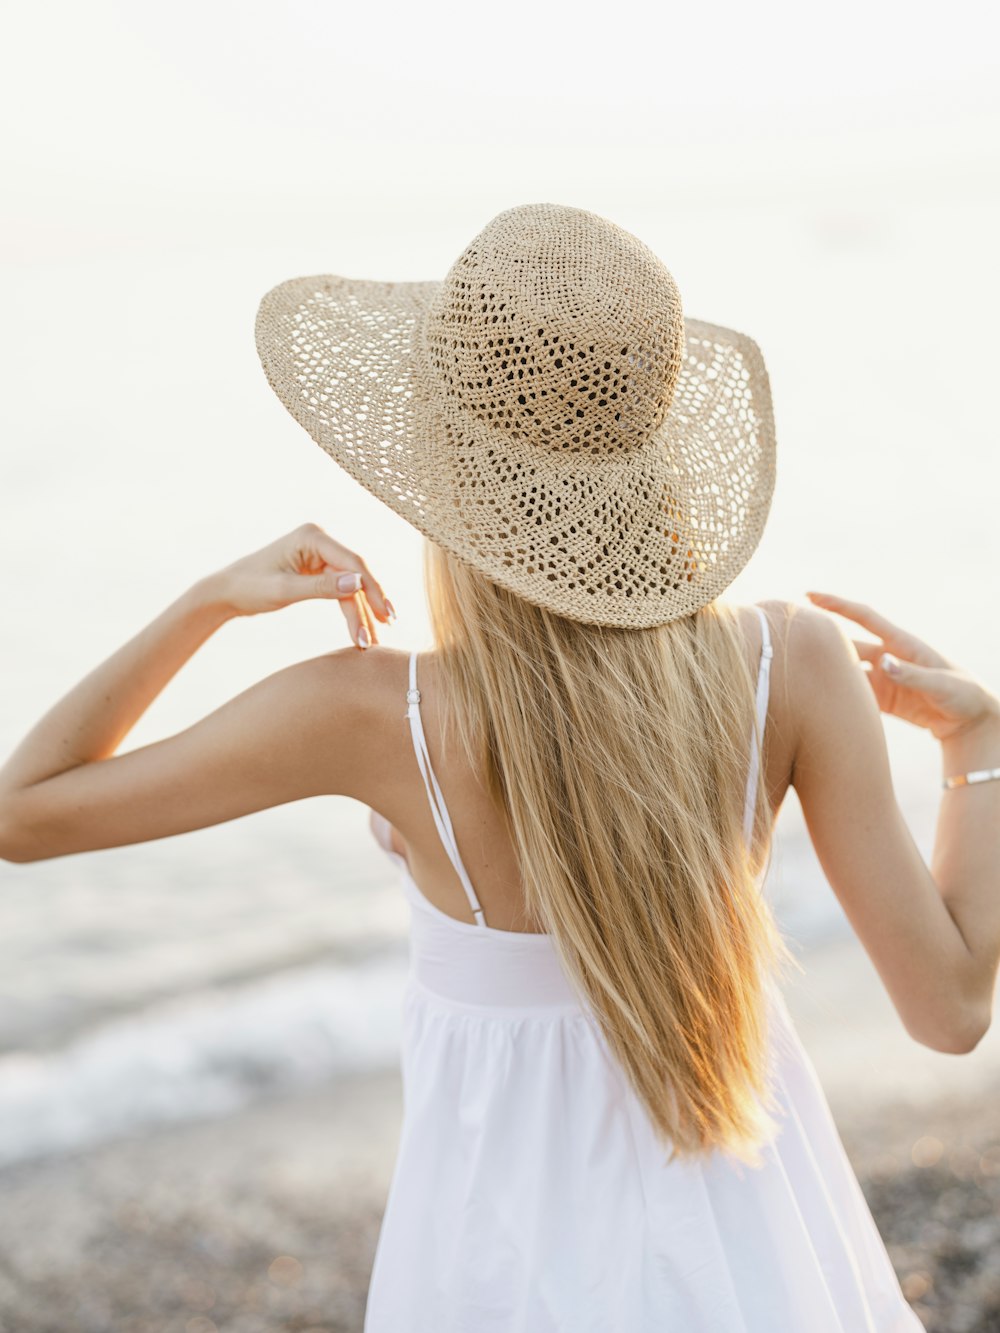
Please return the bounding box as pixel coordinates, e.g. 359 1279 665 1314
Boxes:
787 596 1000 1055
0 523 394 862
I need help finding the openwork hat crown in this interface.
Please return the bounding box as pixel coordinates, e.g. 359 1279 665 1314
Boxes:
254 199 776 628
418 203 686 458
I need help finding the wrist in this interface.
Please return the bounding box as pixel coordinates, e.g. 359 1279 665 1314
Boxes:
940 699 1000 773
182 575 239 630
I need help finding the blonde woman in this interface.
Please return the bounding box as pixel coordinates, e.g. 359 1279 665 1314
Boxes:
2 205 997 1331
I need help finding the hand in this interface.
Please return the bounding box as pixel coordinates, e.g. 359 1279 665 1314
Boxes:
206 523 395 649
804 591 1000 742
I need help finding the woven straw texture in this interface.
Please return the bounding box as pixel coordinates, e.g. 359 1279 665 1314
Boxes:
255 203 776 628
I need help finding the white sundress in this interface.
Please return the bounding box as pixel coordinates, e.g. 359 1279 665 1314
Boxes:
364 607 924 1332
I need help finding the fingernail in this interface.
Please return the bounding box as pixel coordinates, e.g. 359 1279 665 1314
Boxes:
385 598 397 624
881 652 901 676
357 626 371 650
338 572 362 593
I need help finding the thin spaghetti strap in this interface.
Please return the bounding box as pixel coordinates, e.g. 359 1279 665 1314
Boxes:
741 606 774 850
404 652 488 928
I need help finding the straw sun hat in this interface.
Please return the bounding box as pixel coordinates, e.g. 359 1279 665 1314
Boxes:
254 202 776 629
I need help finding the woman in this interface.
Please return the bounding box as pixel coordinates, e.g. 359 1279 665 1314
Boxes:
2 204 998 1331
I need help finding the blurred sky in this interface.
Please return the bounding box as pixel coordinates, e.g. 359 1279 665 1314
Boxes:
3 0 998 213
1 0 997 744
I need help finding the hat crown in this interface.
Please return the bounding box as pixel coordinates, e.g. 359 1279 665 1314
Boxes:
255 201 776 628
420 204 686 456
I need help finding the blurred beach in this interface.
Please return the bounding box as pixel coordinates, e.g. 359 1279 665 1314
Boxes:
0 946 998 1332
2 0 1000 1325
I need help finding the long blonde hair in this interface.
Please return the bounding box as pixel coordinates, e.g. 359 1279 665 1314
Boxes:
423 538 799 1167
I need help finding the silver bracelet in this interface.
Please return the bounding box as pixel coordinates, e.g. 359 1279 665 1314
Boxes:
943 766 1000 790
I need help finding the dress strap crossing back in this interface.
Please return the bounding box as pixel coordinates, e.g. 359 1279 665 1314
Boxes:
405 652 489 928
742 605 774 849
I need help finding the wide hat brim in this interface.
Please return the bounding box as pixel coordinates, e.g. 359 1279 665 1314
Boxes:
255 273 776 629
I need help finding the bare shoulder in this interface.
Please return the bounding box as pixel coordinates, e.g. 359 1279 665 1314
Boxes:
768 599 864 729
747 597 839 655
770 596 885 788
731 598 863 783
278 645 410 799
768 597 857 657
305 642 409 714
747 596 859 699
339 641 410 687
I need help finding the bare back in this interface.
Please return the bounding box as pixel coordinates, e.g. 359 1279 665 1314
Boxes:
363 601 796 934
358 598 982 1052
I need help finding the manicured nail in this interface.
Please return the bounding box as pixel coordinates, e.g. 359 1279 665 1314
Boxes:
385 598 397 624
357 625 371 650
338 572 362 593
881 652 900 676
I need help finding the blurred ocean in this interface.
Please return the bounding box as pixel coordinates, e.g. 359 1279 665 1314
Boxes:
1 180 997 1168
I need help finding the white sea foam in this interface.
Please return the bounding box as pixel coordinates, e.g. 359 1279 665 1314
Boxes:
0 951 409 1168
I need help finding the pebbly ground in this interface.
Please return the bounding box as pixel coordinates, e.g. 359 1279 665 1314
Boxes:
0 1066 998 1333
